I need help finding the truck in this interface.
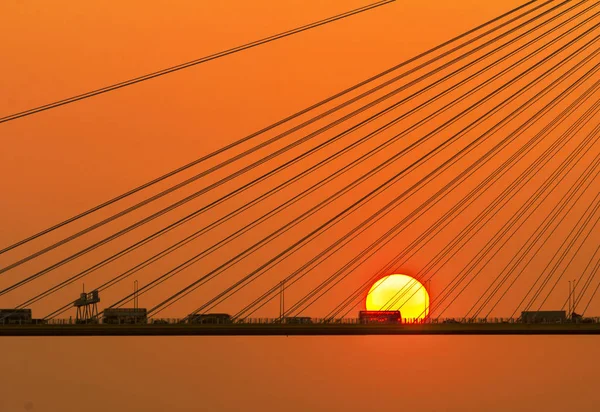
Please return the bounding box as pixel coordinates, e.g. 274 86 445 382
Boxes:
520 310 566 324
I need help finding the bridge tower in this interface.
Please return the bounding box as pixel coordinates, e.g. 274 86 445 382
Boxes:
74 290 100 324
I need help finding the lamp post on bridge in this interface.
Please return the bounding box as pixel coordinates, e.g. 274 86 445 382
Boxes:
279 280 285 321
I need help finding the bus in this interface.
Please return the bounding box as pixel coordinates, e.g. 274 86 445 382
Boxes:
359 310 401 324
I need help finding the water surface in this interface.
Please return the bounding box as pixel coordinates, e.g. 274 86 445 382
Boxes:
1 336 597 411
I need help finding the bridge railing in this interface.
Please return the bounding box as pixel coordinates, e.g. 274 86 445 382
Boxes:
5 316 600 326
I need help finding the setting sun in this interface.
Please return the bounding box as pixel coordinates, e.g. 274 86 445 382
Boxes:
365 274 429 320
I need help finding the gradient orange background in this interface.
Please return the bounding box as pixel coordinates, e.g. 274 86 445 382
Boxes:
2 1 600 411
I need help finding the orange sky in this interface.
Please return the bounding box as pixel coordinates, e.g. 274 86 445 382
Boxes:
5 2 600 412
1 0 521 235
3 0 599 323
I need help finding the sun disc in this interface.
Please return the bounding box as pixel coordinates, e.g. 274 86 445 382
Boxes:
365 274 429 320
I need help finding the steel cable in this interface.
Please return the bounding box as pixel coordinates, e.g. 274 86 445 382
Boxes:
169 29 600 320
0 0 547 261
39 0 595 318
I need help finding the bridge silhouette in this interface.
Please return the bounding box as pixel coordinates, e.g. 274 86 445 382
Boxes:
2 0 600 335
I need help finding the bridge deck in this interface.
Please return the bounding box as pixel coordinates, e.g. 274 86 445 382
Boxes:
2 323 600 336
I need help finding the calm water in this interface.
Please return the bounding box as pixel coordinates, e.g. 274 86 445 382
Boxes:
1 336 598 411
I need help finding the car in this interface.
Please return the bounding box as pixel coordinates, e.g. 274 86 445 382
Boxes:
152 319 170 325
442 319 460 324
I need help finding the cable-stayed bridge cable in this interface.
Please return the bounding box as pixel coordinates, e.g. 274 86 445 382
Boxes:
0 0 396 125
284 27 600 320
435 120 600 319
0 0 540 257
278 54 600 320
534 197 600 311
159 27 600 319
39 1 596 318
519 184 600 312
0 0 567 281
5 0 569 303
331 66 600 320
479 109 600 318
